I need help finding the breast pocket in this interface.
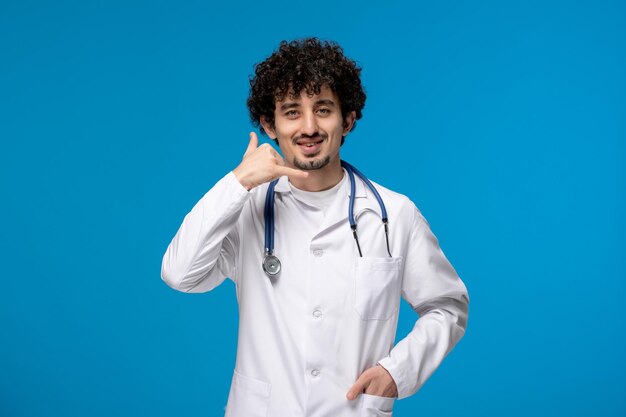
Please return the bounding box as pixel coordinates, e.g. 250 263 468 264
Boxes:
354 257 403 320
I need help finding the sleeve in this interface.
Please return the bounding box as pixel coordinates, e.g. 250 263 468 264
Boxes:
160 171 251 293
377 203 469 399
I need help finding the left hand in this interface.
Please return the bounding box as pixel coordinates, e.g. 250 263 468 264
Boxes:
346 364 398 400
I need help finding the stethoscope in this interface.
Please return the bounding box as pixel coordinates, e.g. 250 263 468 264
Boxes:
262 160 392 278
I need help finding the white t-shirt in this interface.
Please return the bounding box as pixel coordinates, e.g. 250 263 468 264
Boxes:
288 172 347 217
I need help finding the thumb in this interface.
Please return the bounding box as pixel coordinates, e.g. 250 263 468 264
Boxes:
346 373 369 401
243 132 259 157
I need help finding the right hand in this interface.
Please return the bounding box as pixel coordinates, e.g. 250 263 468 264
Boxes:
233 132 309 191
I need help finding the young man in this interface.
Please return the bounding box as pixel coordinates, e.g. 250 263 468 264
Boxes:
161 38 469 417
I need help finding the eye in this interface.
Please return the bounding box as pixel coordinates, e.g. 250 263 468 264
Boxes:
285 110 299 118
317 107 331 116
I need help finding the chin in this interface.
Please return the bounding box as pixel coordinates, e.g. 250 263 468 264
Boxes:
293 155 331 171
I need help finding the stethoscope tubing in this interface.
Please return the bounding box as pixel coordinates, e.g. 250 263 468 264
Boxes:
264 179 279 255
341 160 388 221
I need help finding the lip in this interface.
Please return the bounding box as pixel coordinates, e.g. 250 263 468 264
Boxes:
297 138 324 155
295 136 324 145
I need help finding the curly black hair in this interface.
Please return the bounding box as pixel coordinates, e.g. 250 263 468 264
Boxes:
247 37 366 143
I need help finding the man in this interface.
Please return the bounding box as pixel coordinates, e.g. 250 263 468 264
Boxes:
161 38 469 416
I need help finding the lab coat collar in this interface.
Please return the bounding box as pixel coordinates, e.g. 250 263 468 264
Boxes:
273 168 368 199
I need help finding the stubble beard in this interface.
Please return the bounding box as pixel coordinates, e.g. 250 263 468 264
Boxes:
292 155 331 170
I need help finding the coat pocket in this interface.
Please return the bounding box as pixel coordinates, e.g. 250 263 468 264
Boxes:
360 393 395 416
224 370 271 417
354 257 403 320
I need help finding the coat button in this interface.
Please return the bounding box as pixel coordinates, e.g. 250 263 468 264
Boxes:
312 310 322 318
311 369 320 377
312 248 324 257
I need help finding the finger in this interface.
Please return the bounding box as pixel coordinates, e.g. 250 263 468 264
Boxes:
275 165 309 179
271 153 308 178
346 374 370 401
243 132 259 157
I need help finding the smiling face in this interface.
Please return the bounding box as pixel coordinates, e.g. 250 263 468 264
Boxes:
261 85 355 175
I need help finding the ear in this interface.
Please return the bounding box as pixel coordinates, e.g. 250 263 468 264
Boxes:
260 116 277 139
342 111 356 136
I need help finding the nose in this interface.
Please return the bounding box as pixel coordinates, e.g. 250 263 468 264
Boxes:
301 111 319 136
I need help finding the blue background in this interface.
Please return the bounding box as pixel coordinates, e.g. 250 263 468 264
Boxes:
1 0 624 416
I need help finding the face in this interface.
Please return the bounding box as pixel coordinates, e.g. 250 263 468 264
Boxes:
262 85 355 172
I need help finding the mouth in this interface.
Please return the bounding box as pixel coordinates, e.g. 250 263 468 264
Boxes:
296 137 325 155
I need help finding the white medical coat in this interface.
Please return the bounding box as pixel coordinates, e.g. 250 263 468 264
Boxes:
161 170 469 417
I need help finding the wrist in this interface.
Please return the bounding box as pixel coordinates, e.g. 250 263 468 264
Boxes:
232 167 253 191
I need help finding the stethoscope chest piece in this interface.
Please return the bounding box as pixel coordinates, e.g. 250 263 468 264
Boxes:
263 254 281 277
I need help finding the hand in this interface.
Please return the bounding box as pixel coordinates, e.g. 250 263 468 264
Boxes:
346 364 398 400
233 132 308 191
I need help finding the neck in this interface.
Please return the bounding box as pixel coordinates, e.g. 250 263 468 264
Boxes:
288 158 344 192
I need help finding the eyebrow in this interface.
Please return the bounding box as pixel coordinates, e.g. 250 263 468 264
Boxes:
279 102 300 111
314 99 337 107
279 98 337 111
